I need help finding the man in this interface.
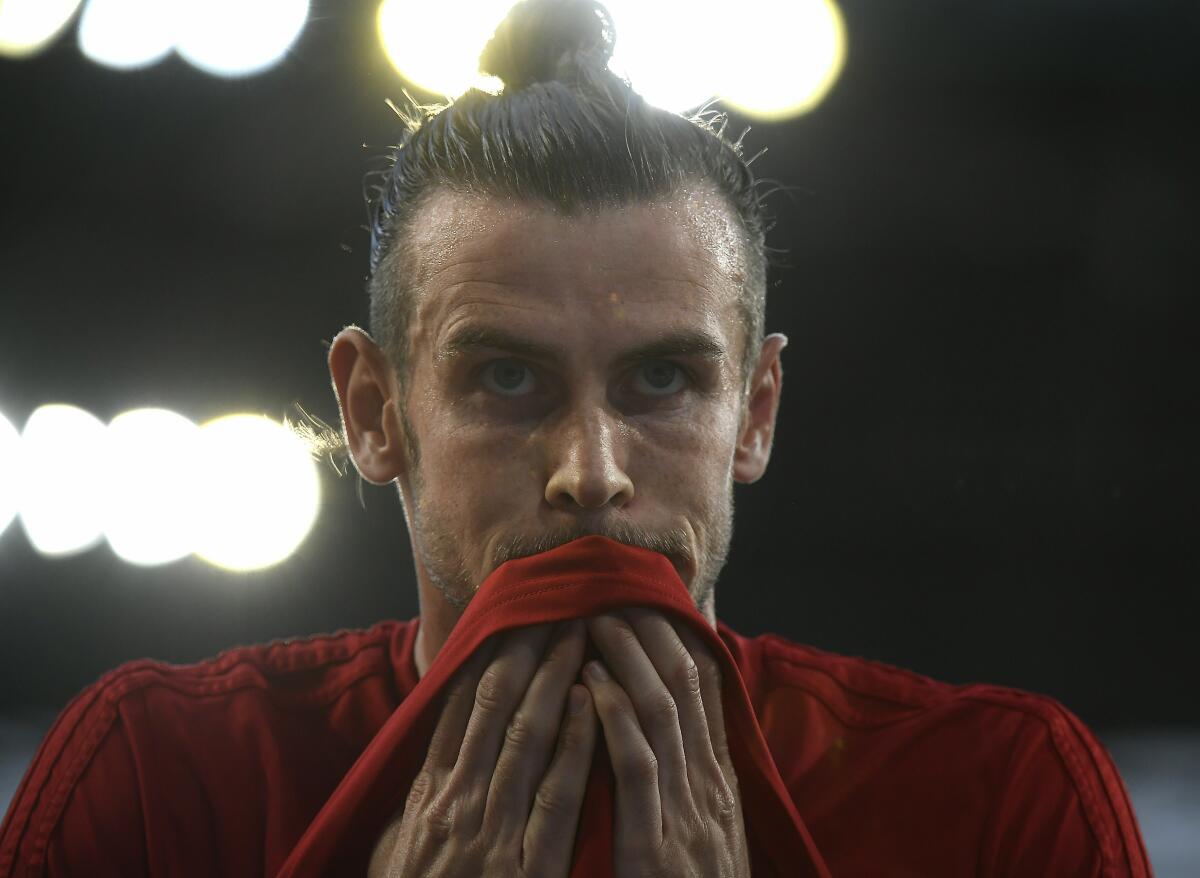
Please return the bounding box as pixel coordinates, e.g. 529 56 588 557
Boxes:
1 0 1150 875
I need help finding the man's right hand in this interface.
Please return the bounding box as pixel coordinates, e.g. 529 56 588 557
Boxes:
368 620 597 878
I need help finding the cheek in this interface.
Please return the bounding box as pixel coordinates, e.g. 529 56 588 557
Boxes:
417 419 534 517
623 408 740 494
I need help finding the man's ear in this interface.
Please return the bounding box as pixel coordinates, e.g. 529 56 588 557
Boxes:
328 326 411 485
733 332 787 485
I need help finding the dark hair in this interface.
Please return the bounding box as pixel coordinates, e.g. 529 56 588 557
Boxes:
366 0 773 400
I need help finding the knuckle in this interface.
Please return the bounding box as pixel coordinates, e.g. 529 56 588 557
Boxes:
674 658 702 697
617 747 659 786
533 783 571 819
406 769 435 809
503 713 540 750
423 792 456 840
475 667 513 716
646 689 679 727
708 780 738 826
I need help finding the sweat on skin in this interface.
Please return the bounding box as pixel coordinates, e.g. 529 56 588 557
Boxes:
329 185 788 677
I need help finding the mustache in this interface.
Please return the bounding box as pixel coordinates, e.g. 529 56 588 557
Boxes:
491 520 692 570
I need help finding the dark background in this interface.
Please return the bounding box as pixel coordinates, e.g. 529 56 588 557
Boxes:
1 0 1197 736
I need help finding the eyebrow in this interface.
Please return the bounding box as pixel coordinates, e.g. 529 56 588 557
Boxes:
438 325 728 369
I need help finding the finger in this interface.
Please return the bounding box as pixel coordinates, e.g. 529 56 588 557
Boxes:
585 614 689 808
522 684 597 878
424 633 501 771
454 623 555 795
582 660 663 849
623 608 715 782
671 620 731 768
485 619 587 836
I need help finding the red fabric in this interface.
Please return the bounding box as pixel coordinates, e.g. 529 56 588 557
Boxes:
0 536 1152 876
277 535 827 877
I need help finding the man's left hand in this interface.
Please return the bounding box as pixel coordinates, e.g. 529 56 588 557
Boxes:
583 609 750 878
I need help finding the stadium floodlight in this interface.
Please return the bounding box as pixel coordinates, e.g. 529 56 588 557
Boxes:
18 404 108 556
0 0 83 58
717 0 846 120
603 0 719 114
0 409 20 537
102 408 202 566
174 0 309 77
78 0 175 70
378 0 716 113
192 414 320 572
377 0 510 99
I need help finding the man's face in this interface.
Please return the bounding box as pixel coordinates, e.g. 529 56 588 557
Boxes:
390 187 756 616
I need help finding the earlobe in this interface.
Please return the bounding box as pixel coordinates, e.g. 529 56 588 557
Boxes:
328 326 410 485
732 333 787 485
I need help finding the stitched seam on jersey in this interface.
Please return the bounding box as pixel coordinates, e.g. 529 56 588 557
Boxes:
178 624 396 679
762 633 948 689
961 692 1120 872
760 653 931 728
27 685 121 870
82 657 393 712
761 636 945 708
0 679 111 875
4 626 402 874
1062 710 1149 876
1051 709 1138 876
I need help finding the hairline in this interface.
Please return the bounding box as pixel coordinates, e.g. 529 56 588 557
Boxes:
369 181 766 405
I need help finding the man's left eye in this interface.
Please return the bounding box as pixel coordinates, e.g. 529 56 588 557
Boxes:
631 362 687 396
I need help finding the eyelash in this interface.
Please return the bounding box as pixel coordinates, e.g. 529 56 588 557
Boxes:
478 359 692 398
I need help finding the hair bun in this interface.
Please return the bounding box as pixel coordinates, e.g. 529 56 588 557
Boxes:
480 0 615 90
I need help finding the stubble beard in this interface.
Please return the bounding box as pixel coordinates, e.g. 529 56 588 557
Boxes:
406 464 735 615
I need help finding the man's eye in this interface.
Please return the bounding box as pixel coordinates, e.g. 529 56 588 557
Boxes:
631 361 687 396
481 360 536 396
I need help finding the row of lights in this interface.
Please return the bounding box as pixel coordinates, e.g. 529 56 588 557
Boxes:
0 0 309 77
0 0 846 119
0 405 322 571
378 0 848 119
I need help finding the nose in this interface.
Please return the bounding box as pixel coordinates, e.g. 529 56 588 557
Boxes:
543 403 635 512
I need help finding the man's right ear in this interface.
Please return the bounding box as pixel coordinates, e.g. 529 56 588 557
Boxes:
328 326 411 485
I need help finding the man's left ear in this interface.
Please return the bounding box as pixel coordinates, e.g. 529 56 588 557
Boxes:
733 332 787 484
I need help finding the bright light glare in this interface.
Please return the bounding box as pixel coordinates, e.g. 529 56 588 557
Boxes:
604 0 718 113
78 0 174 70
377 0 509 98
19 405 108 556
0 410 20 537
174 0 308 77
0 0 82 57
717 0 846 120
193 414 320 571
102 408 201 566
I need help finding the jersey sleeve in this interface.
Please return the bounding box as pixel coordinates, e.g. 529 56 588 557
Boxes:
977 695 1152 877
0 680 149 877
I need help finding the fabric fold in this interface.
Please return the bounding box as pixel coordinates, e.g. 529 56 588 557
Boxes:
276 535 829 877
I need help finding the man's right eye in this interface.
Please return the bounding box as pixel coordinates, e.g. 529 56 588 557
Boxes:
481 360 537 396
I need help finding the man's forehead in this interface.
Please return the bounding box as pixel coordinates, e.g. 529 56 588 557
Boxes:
403 187 748 309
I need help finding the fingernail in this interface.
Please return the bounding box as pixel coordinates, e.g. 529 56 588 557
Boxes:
569 687 587 714
585 661 609 682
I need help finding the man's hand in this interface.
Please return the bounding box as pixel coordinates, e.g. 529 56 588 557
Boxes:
369 621 597 878
583 609 751 878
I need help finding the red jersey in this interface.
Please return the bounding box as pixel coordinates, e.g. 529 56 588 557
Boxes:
1 537 1150 876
